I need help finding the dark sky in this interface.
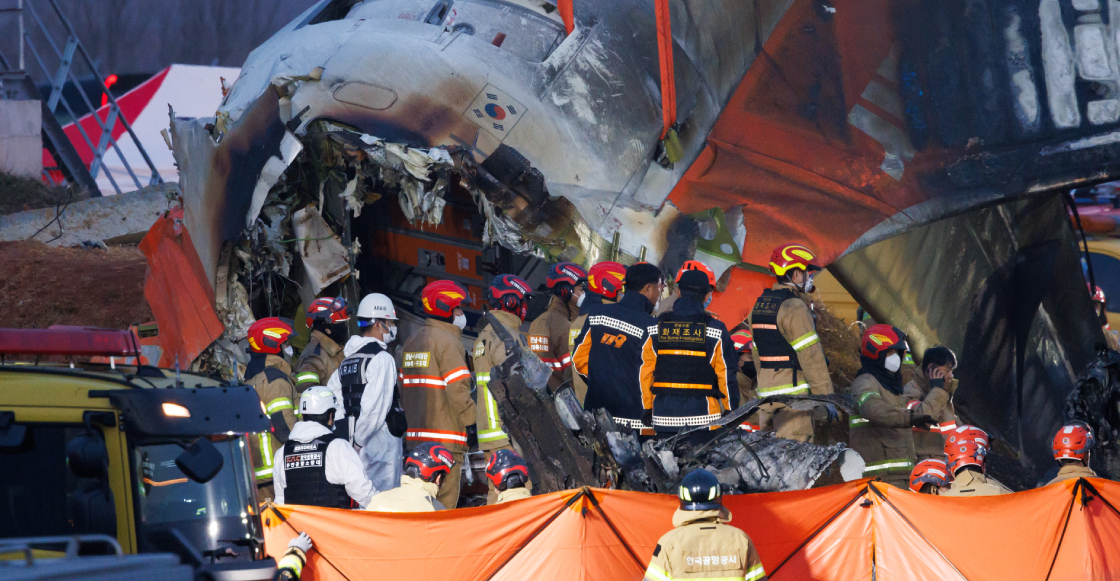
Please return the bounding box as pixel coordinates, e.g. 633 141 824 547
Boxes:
3 0 319 76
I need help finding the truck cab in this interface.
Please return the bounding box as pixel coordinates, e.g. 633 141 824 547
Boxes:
0 327 276 579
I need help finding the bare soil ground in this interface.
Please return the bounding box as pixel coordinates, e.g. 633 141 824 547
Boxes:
0 240 152 329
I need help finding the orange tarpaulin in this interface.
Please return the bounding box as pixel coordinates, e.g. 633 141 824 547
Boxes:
264 478 1120 581
138 207 223 367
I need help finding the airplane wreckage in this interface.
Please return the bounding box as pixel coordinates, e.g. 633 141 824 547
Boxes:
161 0 1120 492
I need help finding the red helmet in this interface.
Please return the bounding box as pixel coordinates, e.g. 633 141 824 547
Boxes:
1053 421 1095 462
945 424 989 451
588 261 626 299
731 329 754 353
546 262 588 288
860 324 909 359
769 244 822 277
676 260 716 286
488 274 532 319
421 280 471 318
247 317 294 354
909 459 952 493
306 296 349 328
1091 284 1107 304
404 442 456 482
486 449 530 491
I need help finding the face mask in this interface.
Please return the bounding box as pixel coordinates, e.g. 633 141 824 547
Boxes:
577 293 586 308
385 323 398 342
798 272 817 294
884 352 901 373
283 344 294 358
453 314 467 330
703 294 713 308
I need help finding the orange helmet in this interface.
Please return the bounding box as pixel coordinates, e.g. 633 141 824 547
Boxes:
247 317 294 354
944 425 989 472
588 261 626 299
421 280 471 318
676 260 716 286
909 459 952 493
306 296 349 328
731 329 754 353
1053 421 1095 462
769 244 822 277
1091 284 1107 304
860 324 908 359
945 424 990 451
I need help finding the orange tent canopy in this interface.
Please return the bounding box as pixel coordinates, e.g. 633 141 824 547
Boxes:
263 477 1120 581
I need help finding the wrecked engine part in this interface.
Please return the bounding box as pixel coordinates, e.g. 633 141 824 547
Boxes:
1065 348 1120 481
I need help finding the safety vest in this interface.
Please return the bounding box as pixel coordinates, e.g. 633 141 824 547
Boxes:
339 342 383 418
650 313 722 399
282 434 351 509
749 288 802 371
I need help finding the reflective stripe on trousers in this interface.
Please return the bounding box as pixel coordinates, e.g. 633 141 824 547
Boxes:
757 383 809 396
476 373 508 443
863 458 914 474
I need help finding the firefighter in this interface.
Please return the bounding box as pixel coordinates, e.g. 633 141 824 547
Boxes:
400 280 475 509
849 324 938 488
486 449 532 504
909 459 952 495
748 244 834 443
731 328 762 432
473 274 535 504
245 317 300 502
643 469 767 581
1091 285 1120 351
273 386 375 507
569 261 626 405
277 533 313 581
572 263 663 435
942 425 1012 497
529 262 587 390
365 443 454 512
293 297 349 393
1045 421 1098 485
640 264 738 437
902 346 960 461
326 293 402 493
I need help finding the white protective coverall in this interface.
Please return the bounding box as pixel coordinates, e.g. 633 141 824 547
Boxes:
272 421 376 507
326 335 403 492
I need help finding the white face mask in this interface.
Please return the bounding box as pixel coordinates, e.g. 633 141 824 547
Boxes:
453 314 467 330
797 272 817 294
380 321 397 342
884 352 901 373
577 293 586 307
283 344 294 358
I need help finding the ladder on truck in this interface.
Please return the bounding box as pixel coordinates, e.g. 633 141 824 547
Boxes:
0 0 162 196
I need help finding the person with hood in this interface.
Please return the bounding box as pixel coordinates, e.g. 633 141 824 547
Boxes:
639 262 738 437
572 262 664 435
325 293 403 493
849 324 938 488
293 297 349 393
568 261 626 405
245 317 300 501
529 262 587 390
901 346 961 461
643 469 767 581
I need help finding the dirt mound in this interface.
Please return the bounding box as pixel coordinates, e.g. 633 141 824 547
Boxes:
0 172 87 217
0 240 152 329
814 301 862 391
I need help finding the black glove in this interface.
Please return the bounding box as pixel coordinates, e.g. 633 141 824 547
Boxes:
641 409 653 427
466 425 478 447
910 414 937 430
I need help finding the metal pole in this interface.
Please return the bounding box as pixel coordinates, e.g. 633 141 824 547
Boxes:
18 0 24 71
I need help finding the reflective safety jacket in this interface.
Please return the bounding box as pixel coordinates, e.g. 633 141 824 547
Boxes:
293 330 345 394
246 353 299 484
529 296 578 390
639 297 738 431
495 486 533 504
400 318 476 453
364 475 446 512
747 285 832 397
472 309 525 450
901 370 959 461
942 470 1012 496
572 292 658 432
1046 463 1097 486
848 372 947 486
569 295 615 405
644 508 767 581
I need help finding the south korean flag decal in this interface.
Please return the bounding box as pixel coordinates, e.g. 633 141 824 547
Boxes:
463 84 526 141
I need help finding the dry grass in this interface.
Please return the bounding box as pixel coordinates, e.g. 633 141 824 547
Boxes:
813 301 862 391
0 172 87 217
0 240 152 329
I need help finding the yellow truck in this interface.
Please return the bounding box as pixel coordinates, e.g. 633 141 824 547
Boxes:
0 327 277 579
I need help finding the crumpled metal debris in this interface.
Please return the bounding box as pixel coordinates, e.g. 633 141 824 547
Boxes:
291 207 351 294
214 242 255 341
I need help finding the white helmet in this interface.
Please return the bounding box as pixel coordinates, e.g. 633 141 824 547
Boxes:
300 386 338 416
357 293 397 322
